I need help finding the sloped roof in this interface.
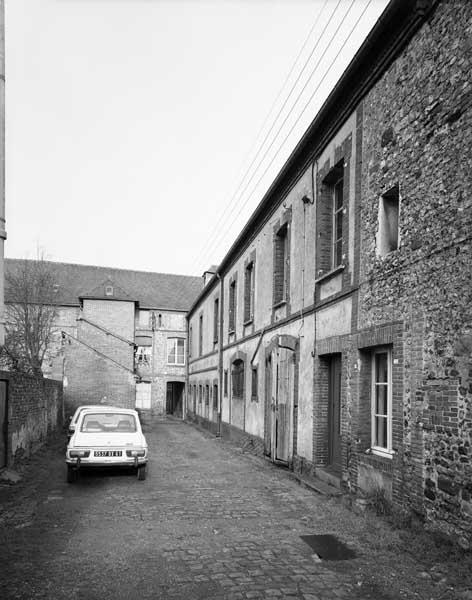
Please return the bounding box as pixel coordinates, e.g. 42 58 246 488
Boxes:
4 259 203 311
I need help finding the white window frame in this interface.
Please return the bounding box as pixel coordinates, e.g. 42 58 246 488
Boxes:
371 347 393 458
167 338 185 366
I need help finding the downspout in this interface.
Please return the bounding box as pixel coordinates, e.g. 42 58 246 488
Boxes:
184 312 189 422
216 272 224 438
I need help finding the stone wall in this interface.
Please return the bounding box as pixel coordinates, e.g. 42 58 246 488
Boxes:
2 371 63 467
358 0 472 544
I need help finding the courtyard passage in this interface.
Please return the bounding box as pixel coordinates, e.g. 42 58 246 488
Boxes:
0 419 471 600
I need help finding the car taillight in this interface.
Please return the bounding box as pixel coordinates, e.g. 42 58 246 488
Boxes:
126 450 146 457
69 450 90 458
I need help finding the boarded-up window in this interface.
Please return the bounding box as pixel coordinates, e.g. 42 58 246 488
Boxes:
232 359 245 399
332 174 344 268
251 367 258 401
199 314 203 356
273 224 288 305
214 297 219 344
244 261 255 322
229 280 236 332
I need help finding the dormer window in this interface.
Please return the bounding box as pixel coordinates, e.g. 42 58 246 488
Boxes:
105 285 114 296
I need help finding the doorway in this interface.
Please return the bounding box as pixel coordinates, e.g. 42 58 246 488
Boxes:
0 380 8 469
166 382 184 416
264 345 295 464
327 354 342 474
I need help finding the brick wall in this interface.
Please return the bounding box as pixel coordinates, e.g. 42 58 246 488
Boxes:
2 371 63 466
62 334 135 416
358 0 472 543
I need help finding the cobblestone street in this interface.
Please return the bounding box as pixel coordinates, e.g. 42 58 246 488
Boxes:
0 419 470 600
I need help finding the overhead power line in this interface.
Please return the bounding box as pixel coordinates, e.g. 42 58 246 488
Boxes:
190 0 334 272
196 0 361 272
204 0 374 267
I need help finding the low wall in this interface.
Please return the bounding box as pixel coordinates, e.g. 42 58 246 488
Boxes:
1 371 63 467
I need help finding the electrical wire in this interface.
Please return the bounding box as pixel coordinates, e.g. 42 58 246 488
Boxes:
197 0 362 271
201 0 374 271
190 0 336 272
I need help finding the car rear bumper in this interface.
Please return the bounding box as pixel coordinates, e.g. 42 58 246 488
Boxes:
66 457 147 468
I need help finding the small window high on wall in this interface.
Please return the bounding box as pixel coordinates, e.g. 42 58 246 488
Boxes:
377 184 400 257
167 338 185 365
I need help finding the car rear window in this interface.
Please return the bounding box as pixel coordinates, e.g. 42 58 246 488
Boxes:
81 413 137 433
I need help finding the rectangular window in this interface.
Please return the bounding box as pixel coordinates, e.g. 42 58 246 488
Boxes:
139 310 149 327
205 384 210 406
231 359 245 399
377 185 400 256
199 314 203 356
213 297 219 344
332 174 344 269
273 224 288 305
188 325 193 359
244 261 255 323
213 384 218 411
229 281 236 332
251 367 258 402
224 370 228 396
371 348 392 455
167 338 185 365
136 346 152 366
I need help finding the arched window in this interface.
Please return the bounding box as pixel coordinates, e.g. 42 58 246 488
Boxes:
231 359 245 399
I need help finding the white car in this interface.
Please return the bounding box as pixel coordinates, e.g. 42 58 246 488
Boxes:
67 405 110 440
66 407 148 482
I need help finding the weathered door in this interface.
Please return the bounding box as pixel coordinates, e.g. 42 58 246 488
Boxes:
136 382 151 410
264 354 273 456
0 380 8 469
328 355 342 473
265 347 294 464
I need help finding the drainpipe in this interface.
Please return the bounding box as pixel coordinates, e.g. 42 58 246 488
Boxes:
216 272 224 438
185 312 189 422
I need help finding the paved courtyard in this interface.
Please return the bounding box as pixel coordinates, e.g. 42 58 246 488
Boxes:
0 418 470 600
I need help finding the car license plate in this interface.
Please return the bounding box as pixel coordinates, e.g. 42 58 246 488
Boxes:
94 451 122 457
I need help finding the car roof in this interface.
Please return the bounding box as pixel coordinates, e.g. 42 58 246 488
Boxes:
79 407 138 416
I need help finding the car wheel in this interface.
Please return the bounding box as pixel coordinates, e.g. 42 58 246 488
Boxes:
67 465 78 483
137 465 146 481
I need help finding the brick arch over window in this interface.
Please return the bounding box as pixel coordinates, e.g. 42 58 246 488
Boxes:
265 334 298 359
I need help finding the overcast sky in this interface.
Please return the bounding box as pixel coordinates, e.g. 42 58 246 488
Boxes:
5 0 389 276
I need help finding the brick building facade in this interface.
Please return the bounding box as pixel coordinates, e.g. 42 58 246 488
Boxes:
4 260 202 418
187 0 472 544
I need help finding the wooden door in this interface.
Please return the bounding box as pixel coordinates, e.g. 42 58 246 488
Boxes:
328 355 342 473
0 380 7 468
264 354 273 456
274 347 293 463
